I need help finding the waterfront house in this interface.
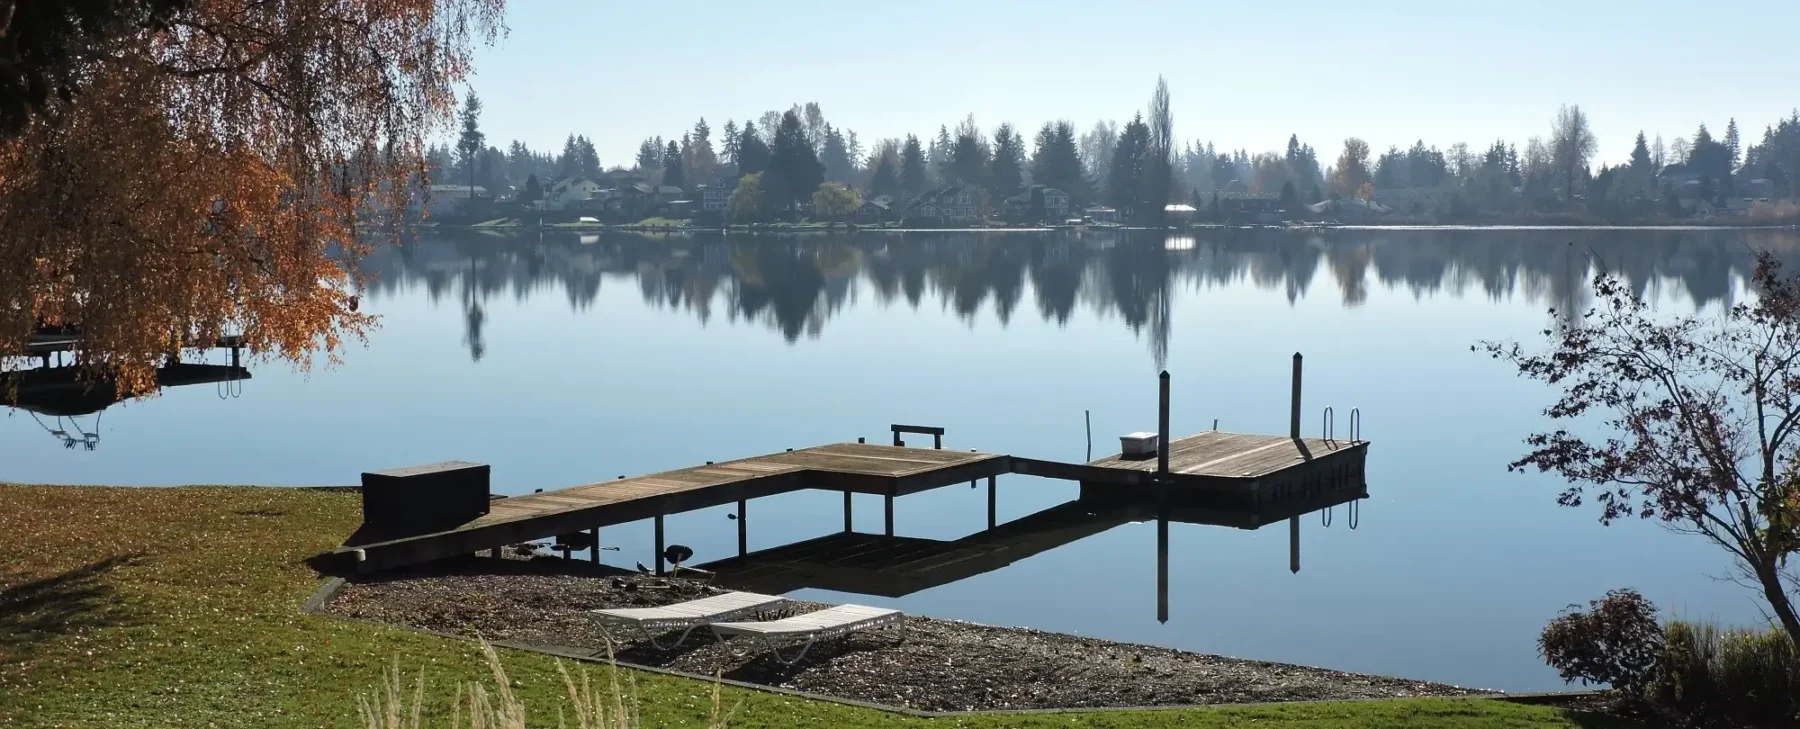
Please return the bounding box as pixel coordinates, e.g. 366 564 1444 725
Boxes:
1220 193 1284 223
701 174 740 213
853 198 892 225
908 186 980 222
425 184 489 217
541 177 602 211
1003 185 1072 220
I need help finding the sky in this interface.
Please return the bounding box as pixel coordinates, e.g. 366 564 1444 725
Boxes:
462 0 1800 169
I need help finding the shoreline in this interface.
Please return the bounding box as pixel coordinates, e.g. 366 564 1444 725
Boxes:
427 220 1799 234
324 556 1498 713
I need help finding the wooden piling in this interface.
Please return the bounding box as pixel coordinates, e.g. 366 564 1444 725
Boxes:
1291 353 1303 439
588 527 599 563
736 499 747 556
1289 515 1300 573
1157 512 1170 624
843 491 853 532
654 514 666 576
987 475 997 530
1158 371 1171 476
884 495 895 536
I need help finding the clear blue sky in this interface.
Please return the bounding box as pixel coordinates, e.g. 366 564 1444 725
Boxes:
463 0 1799 168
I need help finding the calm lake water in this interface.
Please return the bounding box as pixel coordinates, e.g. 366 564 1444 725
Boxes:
8 226 1797 692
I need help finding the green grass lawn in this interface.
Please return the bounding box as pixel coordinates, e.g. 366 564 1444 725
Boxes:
0 485 1643 728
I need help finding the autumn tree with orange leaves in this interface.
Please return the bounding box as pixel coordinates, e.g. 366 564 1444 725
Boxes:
0 0 504 395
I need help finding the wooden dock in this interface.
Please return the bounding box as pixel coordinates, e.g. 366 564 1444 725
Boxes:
339 431 1366 574
343 442 1009 573
337 359 1371 576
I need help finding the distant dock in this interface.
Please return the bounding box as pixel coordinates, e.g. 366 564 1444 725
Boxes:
339 356 1368 575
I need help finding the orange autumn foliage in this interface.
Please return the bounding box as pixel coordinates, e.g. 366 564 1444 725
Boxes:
0 0 504 395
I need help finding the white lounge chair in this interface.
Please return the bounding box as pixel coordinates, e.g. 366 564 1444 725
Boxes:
709 604 904 665
589 591 786 650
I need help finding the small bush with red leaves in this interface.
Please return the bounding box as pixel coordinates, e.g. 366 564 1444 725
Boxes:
1539 588 1664 697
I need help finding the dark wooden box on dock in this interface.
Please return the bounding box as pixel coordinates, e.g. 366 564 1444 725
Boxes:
361 461 490 534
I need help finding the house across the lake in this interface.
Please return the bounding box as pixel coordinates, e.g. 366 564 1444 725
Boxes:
424 184 489 217
1003 185 1072 220
1220 193 1283 224
540 177 602 211
853 198 892 225
1084 206 1119 224
700 174 740 213
908 186 980 222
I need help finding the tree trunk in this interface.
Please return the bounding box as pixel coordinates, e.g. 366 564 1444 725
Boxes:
1756 560 1800 648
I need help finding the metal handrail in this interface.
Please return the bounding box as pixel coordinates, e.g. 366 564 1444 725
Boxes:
1349 408 1362 443
1322 406 1335 443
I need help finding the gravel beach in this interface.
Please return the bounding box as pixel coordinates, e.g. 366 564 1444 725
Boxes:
324 556 1495 712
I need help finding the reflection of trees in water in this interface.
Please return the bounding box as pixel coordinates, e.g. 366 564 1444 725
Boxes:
355 228 1800 363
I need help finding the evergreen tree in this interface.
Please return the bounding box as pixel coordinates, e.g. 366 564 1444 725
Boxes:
662 140 685 190
454 92 485 197
950 131 985 187
1725 118 1742 171
1144 77 1175 220
720 120 740 169
988 123 1025 200
635 139 660 174
737 123 771 176
819 124 854 183
520 174 542 204
1107 114 1149 219
690 119 718 181
767 110 823 207
868 150 900 199
1629 131 1653 175
900 135 928 196
576 136 599 177
556 135 579 179
931 125 954 185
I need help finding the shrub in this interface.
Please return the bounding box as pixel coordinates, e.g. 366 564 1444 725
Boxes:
1538 588 1664 697
1652 619 1799 727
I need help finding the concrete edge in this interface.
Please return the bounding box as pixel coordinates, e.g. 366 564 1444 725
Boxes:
296 580 1603 718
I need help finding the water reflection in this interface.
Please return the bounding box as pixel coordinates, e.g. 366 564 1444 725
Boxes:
363 228 1795 367
3 361 251 450
683 483 1365 625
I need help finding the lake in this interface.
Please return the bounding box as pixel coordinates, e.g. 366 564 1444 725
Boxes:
7 226 1794 693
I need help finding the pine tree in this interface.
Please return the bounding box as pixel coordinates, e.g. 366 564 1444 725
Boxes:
767 110 823 207
988 123 1025 200
737 124 771 176
720 120 740 169
557 134 579 179
820 124 854 183
900 135 927 196
932 125 954 186
1629 131 1653 175
576 136 599 177
662 140 685 190
520 174 542 204
635 139 660 174
950 131 984 187
1107 114 1149 219
1725 118 1742 171
690 118 718 181
868 151 900 199
454 92 485 198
